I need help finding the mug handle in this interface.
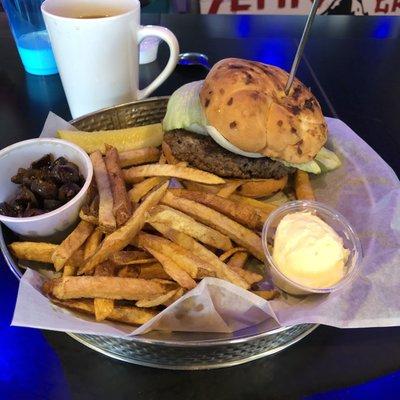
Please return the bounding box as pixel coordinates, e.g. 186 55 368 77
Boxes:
136 25 179 100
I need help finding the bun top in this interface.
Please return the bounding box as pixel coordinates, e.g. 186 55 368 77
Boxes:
199 58 327 163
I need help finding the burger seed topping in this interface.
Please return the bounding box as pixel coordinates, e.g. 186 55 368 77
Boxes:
277 120 283 127
296 139 304 155
244 72 253 85
289 105 301 115
227 97 233 106
304 98 315 111
230 121 237 129
229 64 245 69
292 86 302 100
205 99 210 108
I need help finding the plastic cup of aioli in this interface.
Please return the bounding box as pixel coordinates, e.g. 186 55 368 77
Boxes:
262 200 362 296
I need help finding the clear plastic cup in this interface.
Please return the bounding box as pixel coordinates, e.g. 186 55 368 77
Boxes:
2 0 58 75
262 200 362 296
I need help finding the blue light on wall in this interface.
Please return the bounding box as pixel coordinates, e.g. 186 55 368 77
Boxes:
372 17 396 39
254 39 291 70
235 15 251 37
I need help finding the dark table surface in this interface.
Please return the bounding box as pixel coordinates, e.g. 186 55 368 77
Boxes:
1 12 400 400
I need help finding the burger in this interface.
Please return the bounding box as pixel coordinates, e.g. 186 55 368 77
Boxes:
162 58 340 198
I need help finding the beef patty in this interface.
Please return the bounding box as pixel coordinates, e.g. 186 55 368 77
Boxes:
164 130 293 180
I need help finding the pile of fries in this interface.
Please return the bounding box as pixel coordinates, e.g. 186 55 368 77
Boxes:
9 125 315 327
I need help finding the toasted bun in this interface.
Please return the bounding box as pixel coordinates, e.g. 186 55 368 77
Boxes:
199 58 327 164
183 177 286 198
236 176 287 198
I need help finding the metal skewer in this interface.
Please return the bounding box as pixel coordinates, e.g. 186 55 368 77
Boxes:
285 0 320 95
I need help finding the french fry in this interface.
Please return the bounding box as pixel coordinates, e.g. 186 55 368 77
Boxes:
79 181 98 219
63 249 85 276
183 178 288 199
43 276 168 300
236 176 288 198
104 145 132 226
138 263 170 280
80 193 100 225
83 229 103 261
136 289 179 308
128 162 187 204
182 180 220 194
79 209 98 225
162 141 180 164
229 194 277 217
51 298 157 325
110 250 153 265
128 177 167 204
217 181 243 198
147 205 233 251
93 298 114 321
82 180 97 207
137 232 201 278
90 194 100 216
161 191 265 261
57 124 163 154
158 152 167 165
141 245 196 290
63 264 76 277
295 170 315 200
262 191 289 207
52 221 94 271
68 249 85 266
9 242 58 263
230 266 263 285
78 182 168 275
118 266 139 278
150 279 177 287
163 287 184 306
219 247 247 262
252 290 280 300
90 151 116 232
228 252 248 269
123 164 225 185
151 226 249 289
196 268 215 279
115 258 156 266
169 189 264 231
118 147 160 168
94 261 116 321
94 261 116 277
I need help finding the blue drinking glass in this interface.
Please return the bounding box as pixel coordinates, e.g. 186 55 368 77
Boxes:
2 0 58 75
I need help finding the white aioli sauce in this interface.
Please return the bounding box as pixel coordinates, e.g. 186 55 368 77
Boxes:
273 212 349 288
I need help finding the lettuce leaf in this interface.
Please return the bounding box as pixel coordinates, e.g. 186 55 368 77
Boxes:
276 158 322 174
162 80 207 134
315 146 342 173
277 147 341 174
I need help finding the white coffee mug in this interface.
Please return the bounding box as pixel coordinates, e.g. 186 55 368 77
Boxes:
41 0 179 118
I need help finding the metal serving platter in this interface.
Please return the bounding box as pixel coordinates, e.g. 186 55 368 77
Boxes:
1 97 317 370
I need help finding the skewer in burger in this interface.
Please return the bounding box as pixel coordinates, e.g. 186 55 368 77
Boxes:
162 58 340 197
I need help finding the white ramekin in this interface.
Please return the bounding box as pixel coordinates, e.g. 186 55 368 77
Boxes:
0 138 93 238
